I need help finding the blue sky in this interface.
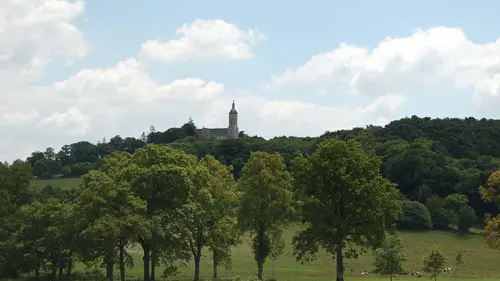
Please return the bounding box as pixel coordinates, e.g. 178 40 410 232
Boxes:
2 0 500 161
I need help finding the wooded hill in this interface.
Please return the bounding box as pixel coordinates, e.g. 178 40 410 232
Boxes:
24 115 500 220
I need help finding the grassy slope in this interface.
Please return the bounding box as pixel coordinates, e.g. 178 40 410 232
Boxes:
28 178 500 280
118 228 499 281
30 177 82 190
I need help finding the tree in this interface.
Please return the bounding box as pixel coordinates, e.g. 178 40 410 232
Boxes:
75 169 146 281
237 151 295 280
422 244 447 281
444 193 469 224
397 201 432 230
268 228 285 278
181 155 240 281
199 156 242 280
123 144 194 281
425 195 453 229
373 234 407 281
292 139 401 281
455 250 464 276
457 206 476 234
480 171 500 252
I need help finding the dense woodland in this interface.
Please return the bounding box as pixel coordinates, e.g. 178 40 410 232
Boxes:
24 116 500 218
2 116 500 281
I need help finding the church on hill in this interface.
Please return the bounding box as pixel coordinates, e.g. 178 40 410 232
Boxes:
196 101 239 140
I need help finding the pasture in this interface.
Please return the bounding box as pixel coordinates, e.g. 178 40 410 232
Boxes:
75 228 499 281
25 178 500 280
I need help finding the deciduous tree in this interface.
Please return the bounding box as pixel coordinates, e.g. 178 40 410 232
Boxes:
238 151 295 280
123 144 195 281
422 244 447 281
480 171 500 252
292 139 401 281
76 169 146 281
181 155 240 281
373 234 406 281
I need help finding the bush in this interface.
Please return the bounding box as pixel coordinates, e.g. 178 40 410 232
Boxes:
426 195 453 229
397 201 432 230
458 205 477 234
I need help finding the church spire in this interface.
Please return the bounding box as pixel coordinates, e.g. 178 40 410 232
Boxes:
229 99 237 114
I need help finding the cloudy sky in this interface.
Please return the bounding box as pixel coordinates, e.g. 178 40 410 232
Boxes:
2 0 500 161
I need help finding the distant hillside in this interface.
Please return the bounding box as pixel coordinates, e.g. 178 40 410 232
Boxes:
24 116 500 221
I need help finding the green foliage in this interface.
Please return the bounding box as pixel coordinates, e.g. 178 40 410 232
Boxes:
426 195 453 230
457 206 477 234
422 244 448 281
237 151 295 280
291 139 401 281
10 116 500 280
373 234 407 279
397 201 432 230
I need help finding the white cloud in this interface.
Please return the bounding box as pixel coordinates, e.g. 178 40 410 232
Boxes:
266 27 500 110
0 0 90 86
0 2 403 162
139 18 265 62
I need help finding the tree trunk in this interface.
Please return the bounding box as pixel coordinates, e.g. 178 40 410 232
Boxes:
256 230 266 280
151 246 156 281
272 260 275 278
35 265 41 281
142 243 151 281
390 264 392 281
194 254 201 281
106 261 114 281
213 250 219 280
119 242 126 281
58 261 64 278
67 257 73 276
50 254 58 281
336 245 344 281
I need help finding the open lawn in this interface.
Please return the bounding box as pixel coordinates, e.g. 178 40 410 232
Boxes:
69 228 498 281
30 177 82 190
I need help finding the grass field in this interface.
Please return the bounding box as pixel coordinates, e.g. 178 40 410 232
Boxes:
91 228 498 281
30 177 82 190
26 178 500 280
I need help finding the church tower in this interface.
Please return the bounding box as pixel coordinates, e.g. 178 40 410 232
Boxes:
228 100 239 139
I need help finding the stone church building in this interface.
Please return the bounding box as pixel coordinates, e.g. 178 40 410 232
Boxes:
196 101 239 140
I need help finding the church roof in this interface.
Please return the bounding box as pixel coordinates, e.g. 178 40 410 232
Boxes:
197 128 228 137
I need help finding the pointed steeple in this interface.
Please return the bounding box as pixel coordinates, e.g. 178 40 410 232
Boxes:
229 99 237 114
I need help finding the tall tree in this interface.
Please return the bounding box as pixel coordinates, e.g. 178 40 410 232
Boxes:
292 139 401 281
124 144 194 281
75 169 146 281
237 151 295 280
181 155 240 281
480 170 500 252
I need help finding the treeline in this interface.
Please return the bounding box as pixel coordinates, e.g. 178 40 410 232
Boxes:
3 139 500 281
25 116 500 219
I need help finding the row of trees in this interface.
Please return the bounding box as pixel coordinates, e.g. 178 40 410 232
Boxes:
2 139 404 281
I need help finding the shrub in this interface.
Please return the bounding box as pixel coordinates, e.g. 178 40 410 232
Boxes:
397 201 432 230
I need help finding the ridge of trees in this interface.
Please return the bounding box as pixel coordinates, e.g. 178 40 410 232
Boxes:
24 115 500 220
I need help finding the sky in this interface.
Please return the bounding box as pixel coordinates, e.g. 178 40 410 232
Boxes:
2 0 500 162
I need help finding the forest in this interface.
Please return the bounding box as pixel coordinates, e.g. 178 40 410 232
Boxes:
23 116 500 219
2 115 500 281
